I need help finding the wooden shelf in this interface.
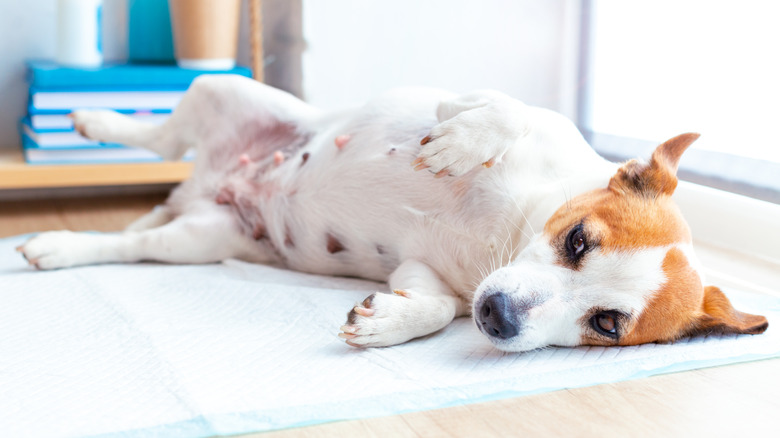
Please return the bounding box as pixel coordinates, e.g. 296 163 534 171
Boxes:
0 149 192 189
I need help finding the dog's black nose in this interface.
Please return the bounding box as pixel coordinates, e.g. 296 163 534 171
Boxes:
479 293 519 339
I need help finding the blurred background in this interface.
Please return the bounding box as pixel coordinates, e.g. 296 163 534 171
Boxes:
0 0 777 201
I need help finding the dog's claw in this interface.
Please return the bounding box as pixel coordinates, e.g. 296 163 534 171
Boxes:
393 289 411 298
15 245 23 252
421 135 432 145
482 158 496 168
434 169 449 179
340 324 357 334
411 157 424 167
353 306 375 317
338 332 357 340
414 163 430 171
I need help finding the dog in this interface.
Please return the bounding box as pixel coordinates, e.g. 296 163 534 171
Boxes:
16 75 768 352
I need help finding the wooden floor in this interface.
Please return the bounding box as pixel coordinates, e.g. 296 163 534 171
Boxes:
2 194 779 437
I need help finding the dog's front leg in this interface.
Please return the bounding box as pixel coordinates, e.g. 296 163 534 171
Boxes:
339 260 469 348
413 90 530 177
415 90 591 178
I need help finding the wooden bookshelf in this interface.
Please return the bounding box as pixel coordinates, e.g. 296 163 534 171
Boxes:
0 149 192 189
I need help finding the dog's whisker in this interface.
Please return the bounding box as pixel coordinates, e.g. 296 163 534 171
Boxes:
559 178 572 212
500 222 513 267
502 222 518 268
510 195 535 237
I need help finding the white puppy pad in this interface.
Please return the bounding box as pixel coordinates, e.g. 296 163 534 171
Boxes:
1 234 778 437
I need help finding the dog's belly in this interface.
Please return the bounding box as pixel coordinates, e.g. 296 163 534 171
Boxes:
236 118 498 293
178 88 518 296
258 122 452 276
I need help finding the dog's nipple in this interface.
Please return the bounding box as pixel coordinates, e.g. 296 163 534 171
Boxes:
252 222 267 240
273 150 285 166
326 233 345 254
284 226 295 248
334 134 351 150
215 187 235 205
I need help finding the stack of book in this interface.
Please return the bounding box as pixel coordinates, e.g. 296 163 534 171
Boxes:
21 60 252 164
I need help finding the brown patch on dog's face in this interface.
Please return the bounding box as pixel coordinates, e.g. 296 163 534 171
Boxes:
545 133 701 261
617 247 704 344
474 134 768 352
544 187 692 264
546 133 768 347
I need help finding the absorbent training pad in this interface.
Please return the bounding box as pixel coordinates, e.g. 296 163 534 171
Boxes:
1 234 779 438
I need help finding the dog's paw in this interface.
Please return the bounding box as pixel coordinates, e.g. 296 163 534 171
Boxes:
70 109 125 142
339 289 427 348
16 231 97 270
413 106 518 177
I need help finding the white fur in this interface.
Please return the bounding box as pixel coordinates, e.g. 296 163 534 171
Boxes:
472 237 669 351
677 243 706 285
18 76 676 350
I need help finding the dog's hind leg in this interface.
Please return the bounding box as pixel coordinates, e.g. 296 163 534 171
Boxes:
71 75 321 161
340 259 470 347
17 208 270 270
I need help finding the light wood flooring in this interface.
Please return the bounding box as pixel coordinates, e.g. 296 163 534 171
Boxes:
2 194 778 437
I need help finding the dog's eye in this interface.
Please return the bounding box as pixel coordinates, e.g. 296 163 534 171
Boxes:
590 312 619 339
565 224 587 261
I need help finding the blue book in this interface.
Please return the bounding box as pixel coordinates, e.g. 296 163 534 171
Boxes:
21 133 195 165
27 59 252 89
28 87 186 113
20 122 126 150
21 134 163 164
28 110 171 130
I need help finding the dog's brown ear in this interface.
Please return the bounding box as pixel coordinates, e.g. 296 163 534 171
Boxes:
608 133 700 196
686 286 769 337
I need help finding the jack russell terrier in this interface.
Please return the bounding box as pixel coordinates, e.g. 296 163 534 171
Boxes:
17 75 768 352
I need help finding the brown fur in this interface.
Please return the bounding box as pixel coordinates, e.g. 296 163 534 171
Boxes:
619 248 704 344
544 188 692 259
688 286 769 336
555 133 768 345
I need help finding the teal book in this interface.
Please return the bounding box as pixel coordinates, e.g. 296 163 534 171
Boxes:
27 60 252 89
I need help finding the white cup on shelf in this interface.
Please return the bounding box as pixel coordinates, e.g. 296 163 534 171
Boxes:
56 0 103 68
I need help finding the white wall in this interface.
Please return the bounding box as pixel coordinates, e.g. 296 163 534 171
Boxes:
590 0 780 164
0 0 581 149
302 0 581 116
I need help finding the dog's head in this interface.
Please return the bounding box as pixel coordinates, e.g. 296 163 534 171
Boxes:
473 133 768 352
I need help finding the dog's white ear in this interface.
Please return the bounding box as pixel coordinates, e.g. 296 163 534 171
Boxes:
608 133 700 196
686 286 769 337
